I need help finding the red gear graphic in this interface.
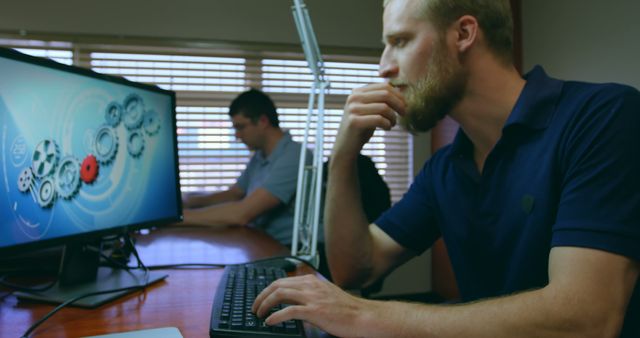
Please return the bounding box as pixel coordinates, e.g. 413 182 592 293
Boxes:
80 154 99 184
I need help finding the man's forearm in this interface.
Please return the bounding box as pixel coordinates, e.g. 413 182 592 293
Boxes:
324 82 406 288
183 188 243 209
359 287 616 338
325 151 377 288
182 202 248 227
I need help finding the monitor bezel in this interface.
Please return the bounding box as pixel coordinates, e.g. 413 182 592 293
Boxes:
0 46 184 256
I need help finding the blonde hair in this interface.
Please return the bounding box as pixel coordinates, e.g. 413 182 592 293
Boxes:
384 0 514 64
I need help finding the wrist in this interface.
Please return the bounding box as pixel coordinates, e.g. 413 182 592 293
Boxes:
354 298 389 338
332 126 371 159
328 150 358 170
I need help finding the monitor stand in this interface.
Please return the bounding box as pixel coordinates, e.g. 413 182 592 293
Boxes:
15 241 168 308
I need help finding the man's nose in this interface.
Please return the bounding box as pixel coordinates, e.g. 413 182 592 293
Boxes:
379 49 398 79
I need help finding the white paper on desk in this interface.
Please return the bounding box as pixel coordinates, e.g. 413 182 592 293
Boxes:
82 327 183 338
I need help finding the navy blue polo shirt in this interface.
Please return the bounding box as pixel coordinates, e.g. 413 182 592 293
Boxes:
376 66 640 336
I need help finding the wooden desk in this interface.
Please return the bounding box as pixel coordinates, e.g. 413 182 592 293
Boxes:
0 225 326 338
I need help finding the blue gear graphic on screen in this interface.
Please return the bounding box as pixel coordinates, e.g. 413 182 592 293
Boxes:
55 155 81 200
143 109 161 136
31 139 60 178
127 130 145 157
0 55 179 249
123 94 145 130
37 177 57 208
13 94 162 209
17 167 34 193
105 102 123 127
93 125 119 164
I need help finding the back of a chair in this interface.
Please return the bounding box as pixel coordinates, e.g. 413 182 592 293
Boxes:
354 154 391 222
322 153 391 223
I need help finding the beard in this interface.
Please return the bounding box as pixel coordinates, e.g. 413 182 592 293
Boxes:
397 38 468 133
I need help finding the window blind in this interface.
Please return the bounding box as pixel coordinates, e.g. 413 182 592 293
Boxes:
0 37 411 202
0 38 73 65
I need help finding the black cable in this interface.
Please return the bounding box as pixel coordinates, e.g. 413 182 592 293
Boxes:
98 244 225 271
98 234 225 271
0 275 57 293
147 263 225 270
0 266 58 275
126 235 150 287
99 255 314 272
99 251 131 269
126 235 146 271
144 255 318 272
99 256 225 270
18 247 316 336
20 234 152 338
0 267 59 293
19 284 146 338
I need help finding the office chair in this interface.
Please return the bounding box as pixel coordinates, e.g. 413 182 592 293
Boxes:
321 153 391 296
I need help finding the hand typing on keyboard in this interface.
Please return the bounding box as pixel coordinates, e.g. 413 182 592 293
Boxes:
252 274 377 338
210 264 307 337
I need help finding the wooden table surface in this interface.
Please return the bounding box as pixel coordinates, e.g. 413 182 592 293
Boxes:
0 225 327 338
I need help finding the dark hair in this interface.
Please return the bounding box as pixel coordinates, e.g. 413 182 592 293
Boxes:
228 88 279 127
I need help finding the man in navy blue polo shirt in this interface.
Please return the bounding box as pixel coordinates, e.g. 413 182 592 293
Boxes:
252 0 639 336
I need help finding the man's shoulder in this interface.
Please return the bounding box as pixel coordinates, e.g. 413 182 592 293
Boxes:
561 80 639 106
551 80 639 131
278 137 311 161
239 152 262 176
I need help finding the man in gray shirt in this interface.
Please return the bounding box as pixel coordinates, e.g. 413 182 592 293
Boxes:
181 88 312 245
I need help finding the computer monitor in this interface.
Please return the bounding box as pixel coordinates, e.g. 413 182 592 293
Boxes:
0 47 183 307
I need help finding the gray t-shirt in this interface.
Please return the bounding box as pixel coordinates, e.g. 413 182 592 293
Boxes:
236 131 318 245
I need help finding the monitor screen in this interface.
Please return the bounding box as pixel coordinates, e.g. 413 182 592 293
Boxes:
0 47 182 306
0 48 182 307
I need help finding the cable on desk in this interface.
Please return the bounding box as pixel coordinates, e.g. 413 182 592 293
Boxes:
0 268 58 293
144 255 319 272
126 235 149 278
19 283 147 338
18 252 318 336
99 252 225 271
147 263 225 270
100 234 314 272
0 266 58 276
0 274 57 293
20 235 151 338
99 233 226 271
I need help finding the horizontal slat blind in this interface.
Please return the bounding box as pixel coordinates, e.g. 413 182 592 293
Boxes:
0 38 73 65
0 38 411 202
261 59 381 95
89 53 247 92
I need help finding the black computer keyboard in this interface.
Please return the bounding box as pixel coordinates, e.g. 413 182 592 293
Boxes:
210 263 306 337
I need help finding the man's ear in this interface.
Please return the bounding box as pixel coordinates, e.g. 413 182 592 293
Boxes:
454 15 479 53
258 114 270 127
